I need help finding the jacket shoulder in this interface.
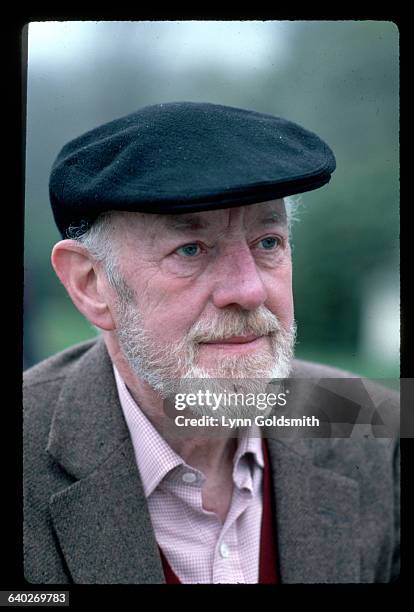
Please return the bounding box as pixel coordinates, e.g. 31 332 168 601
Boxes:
291 358 357 378
23 338 102 443
290 358 399 404
23 338 99 388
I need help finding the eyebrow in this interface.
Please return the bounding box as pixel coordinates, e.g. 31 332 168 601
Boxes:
162 210 286 233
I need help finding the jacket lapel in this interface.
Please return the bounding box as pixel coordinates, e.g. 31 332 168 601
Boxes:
266 436 361 583
46 338 165 584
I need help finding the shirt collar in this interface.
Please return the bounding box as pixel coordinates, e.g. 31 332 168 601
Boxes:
113 364 184 496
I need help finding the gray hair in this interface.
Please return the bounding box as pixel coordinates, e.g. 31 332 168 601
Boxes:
66 211 124 291
67 195 301 288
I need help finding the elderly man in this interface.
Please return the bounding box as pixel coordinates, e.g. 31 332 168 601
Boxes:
23 102 399 584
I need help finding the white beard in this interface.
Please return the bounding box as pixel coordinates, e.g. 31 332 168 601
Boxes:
114 283 296 420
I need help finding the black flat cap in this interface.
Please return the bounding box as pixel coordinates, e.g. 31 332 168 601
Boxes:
49 101 336 238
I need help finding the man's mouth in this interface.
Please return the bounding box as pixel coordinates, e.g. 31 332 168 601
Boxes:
199 335 267 350
202 335 259 344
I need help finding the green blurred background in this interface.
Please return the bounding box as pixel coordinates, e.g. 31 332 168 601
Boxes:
23 20 399 383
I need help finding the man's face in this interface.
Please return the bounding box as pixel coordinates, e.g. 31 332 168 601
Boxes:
107 199 296 397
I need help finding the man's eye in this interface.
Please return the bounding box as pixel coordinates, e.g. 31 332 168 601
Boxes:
257 236 280 250
176 243 201 257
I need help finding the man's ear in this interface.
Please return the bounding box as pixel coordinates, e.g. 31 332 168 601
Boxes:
51 240 116 331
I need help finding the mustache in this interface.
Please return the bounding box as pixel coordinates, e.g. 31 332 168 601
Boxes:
186 306 283 344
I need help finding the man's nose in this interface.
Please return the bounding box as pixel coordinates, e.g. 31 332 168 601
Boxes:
211 245 268 311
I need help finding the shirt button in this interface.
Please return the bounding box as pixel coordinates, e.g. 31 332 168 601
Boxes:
182 472 197 484
220 543 230 558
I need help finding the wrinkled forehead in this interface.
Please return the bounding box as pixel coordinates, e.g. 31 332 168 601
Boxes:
119 199 287 237
162 199 287 231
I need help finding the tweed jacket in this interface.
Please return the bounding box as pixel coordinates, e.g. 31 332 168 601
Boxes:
23 337 400 584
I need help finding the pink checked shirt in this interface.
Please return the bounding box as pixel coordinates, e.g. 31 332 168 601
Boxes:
113 365 265 584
